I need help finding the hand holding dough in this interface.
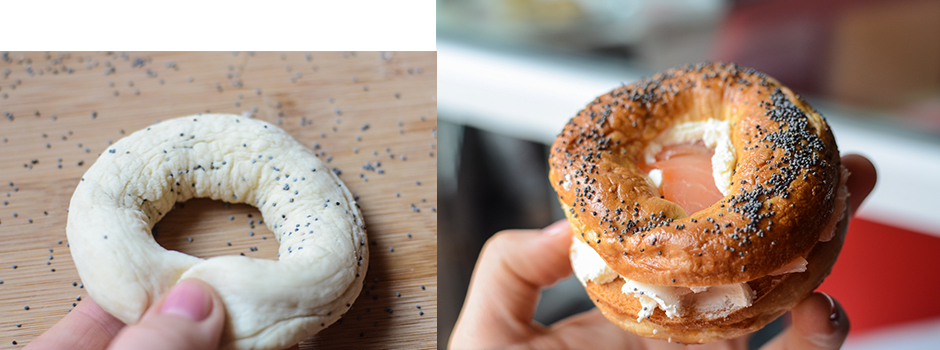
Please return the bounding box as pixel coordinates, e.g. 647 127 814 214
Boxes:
67 114 368 350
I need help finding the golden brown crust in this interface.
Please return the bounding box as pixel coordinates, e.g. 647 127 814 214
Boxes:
549 62 842 286
575 202 848 343
593 297 783 344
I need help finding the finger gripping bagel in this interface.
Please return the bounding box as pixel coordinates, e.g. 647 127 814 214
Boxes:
66 114 368 350
549 62 848 342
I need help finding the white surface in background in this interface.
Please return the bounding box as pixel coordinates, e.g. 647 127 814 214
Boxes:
439 40 641 144
439 40 940 237
845 317 940 350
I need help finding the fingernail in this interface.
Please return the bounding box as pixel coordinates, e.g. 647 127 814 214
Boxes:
543 219 570 235
160 280 212 321
821 292 839 323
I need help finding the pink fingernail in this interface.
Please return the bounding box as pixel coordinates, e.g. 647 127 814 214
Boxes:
821 292 839 322
160 280 211 321
543 219 570 235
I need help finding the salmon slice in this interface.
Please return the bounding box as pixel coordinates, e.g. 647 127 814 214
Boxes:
640 141 724 215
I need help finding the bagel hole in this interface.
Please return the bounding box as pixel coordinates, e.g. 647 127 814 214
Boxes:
639 141 724 214
152 198 280 260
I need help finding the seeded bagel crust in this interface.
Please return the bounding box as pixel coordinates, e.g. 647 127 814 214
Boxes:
549 62 848 342
549 62 842 287
575 199 848 343
67 114 368 350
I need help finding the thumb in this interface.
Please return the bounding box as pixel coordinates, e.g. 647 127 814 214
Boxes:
451 219 574 347
107 279 226 350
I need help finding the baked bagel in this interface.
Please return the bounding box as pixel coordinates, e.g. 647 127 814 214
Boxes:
549 62 849 343
67 114 368 350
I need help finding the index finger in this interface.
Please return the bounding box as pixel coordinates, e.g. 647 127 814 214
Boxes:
842 154 876 214
25 296 125 350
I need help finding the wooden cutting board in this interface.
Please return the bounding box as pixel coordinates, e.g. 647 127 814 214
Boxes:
0 51 437 349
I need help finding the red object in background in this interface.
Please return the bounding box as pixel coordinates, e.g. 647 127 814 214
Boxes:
711 0 838 95
818 217 940 335
714 0 940 335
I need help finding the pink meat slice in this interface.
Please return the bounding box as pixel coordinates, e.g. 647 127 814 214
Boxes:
640 141 724 215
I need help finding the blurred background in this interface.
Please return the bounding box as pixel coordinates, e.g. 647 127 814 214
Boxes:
438 0 940 349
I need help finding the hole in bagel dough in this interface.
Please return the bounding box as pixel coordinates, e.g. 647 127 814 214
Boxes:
640 141 724 215
152 198 279 260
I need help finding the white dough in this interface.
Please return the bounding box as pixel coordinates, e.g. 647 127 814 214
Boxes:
66 114 368 350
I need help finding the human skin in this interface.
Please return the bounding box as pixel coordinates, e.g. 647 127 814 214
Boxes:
451 154 876 350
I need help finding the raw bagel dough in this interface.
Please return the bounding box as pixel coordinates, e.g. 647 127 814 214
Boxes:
66 114 368 350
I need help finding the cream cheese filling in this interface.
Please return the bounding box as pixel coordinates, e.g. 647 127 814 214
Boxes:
571 121 850 323
571 237 755 322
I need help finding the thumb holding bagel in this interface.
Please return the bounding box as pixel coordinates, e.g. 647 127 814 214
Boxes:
106 279 226 350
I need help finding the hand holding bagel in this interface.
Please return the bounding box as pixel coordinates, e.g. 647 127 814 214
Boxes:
33 114 367 350
26 280 236 350
453 62 877 348
450 154 875 350
551 62 855 342
27 280 303 350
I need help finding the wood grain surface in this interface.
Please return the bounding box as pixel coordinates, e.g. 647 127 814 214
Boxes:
0 51 437 349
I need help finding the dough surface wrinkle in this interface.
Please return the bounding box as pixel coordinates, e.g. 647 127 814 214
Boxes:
67 114 368 350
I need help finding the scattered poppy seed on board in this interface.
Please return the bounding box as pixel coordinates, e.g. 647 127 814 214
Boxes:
0 51 435 347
